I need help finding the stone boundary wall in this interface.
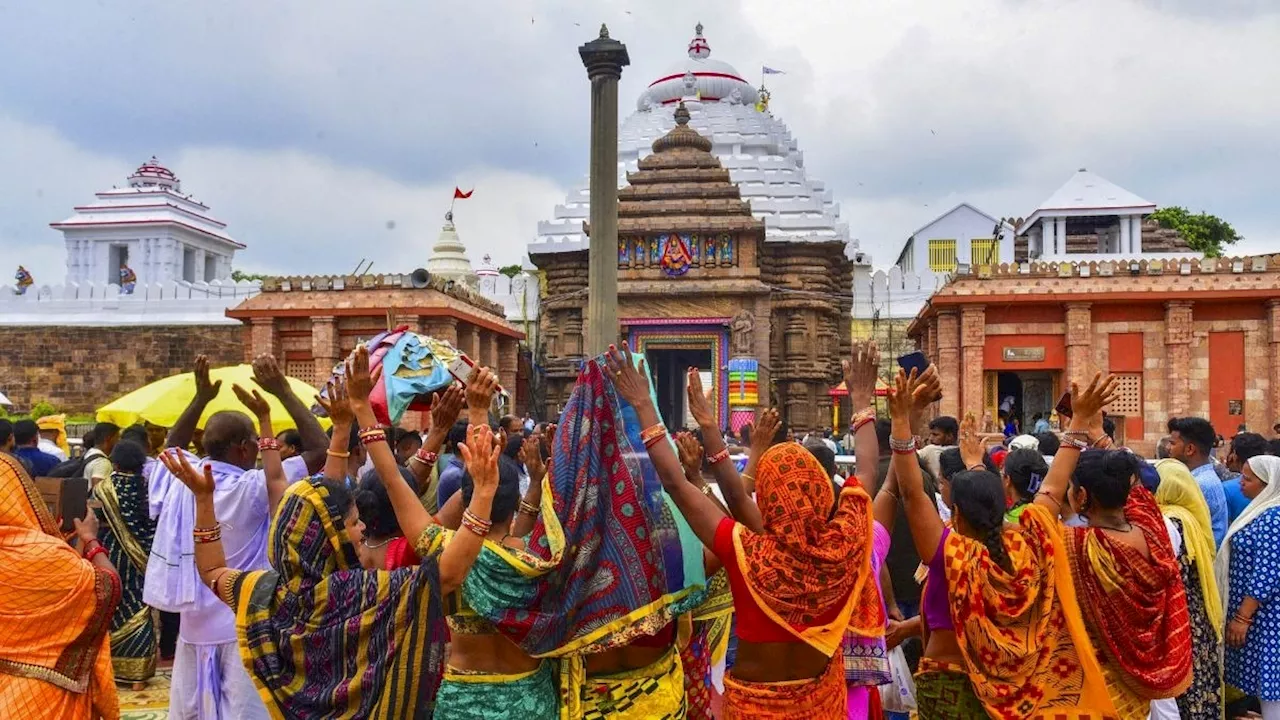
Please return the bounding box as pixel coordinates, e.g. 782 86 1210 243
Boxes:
0 280 260 326
0 324 246 415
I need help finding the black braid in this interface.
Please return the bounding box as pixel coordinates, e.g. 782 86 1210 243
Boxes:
982 525 1011 572
951 469 1013 572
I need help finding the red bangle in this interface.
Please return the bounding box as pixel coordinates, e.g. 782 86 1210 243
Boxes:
84 545 108 563
414 449 439 466
258 437 281 452
707 448 731 465
80 538 101 556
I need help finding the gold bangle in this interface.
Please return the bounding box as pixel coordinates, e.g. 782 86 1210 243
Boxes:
327 449 351 458
700 484 715 497
740 473 755 484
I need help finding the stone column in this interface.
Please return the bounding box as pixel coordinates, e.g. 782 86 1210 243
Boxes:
960 305 985 418
1165 300 1194 418
459 323 481 363
1119 216 1132 254
250 317 278 360
427 316 459 346
1064 303 1093 384
498 337 520 399
1268 300 1280 425
936 309 960 418
312 316 338 384
1132 216 1144 254
579 25 629 357
484 332 500 374
1055 217 1067 254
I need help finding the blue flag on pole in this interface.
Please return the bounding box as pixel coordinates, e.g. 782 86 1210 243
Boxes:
762 66 785 75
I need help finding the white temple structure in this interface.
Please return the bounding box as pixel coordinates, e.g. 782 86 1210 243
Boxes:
52 158 242 286
425 211 478 287
530 24 865 262
1018 169 1161 259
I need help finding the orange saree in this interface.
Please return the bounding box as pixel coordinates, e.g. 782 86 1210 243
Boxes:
0 453 121 720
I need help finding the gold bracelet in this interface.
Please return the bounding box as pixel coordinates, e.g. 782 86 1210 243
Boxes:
740 473 755 484
327 449 351 458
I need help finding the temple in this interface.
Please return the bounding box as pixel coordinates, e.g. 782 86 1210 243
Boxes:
533 96 853 432
52 158 242 286
425 211 479 286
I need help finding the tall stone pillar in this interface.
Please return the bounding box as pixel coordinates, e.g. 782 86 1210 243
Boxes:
579 25 629 357
1132 216 1143 254
1064 303 1093 384
484 333 500 375
427 316 459 346
960 306 986 418
936 310 960 418
1165 300 1194 418
312 316 338 384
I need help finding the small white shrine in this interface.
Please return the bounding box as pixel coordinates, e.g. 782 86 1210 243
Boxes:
425 211 478 287
52 158 242 286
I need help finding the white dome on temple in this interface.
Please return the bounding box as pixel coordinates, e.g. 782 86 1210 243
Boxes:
531 23 860 260
426 211 478 286
475 253 500 279
636 23 759 111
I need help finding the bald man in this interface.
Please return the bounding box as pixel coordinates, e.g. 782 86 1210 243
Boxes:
144 354 327 720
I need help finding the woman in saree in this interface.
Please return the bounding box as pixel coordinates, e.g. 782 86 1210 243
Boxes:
638 341 887 719
93 439 159 689
1057 429 1192 717
888 366 1118 720
156 344 499 719
0 451 123 719
1218 455 1280 719
328 351 555 719
1153 459 1224 719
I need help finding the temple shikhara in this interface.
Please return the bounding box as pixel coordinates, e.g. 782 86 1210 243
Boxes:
531 25 858 432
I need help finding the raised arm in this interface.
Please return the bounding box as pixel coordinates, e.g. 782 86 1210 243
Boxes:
509 432 547 538
347 347 435 546
1032 373 1118 515
686 368 762 531
739 408 781 499
606 344 726 549
437 424 499 596
233 384 287 514
73 508 119 577
166 355 220 450
407 385 465 499
253 354 329 475
890 366 948 562
844 340 882 496
873 461 900 531
675 432 732 518
157 450 235 606
316 378 355 483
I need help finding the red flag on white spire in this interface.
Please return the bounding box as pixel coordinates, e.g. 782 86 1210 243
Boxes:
453 187 473 200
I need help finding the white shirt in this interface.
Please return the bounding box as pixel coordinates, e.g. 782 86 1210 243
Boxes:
38 438 67 461
83 448 112 483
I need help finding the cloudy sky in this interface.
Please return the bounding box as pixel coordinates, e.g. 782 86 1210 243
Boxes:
1 0 1276 285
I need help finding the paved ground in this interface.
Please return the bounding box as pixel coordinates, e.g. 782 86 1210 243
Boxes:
119 665 169 719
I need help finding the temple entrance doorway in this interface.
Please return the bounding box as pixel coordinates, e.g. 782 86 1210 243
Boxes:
994 371 1057 434
645 346 713 430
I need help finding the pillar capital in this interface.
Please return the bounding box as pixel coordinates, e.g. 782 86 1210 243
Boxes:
579 26 630 81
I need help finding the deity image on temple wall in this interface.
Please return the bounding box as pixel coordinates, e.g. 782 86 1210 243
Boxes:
730 310 754 356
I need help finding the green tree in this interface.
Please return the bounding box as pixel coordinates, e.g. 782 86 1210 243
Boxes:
231 269 268 282
498 264 523 278
1149 206 1242 258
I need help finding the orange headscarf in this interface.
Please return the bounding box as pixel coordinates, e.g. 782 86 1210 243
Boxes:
732 443 884 655
0 453 121 720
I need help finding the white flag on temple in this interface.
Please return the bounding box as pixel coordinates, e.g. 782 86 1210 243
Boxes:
762 66 785 75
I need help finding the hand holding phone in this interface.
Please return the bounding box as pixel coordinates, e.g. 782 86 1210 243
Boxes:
1054 390 1073 419
897 351 942 401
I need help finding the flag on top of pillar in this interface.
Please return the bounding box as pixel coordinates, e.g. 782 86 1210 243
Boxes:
453 187 473 200
762 66 785 75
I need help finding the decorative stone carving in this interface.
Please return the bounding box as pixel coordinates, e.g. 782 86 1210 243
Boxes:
730 311 754 356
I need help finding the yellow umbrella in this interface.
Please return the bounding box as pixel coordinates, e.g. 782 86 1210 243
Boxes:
96 364 330 431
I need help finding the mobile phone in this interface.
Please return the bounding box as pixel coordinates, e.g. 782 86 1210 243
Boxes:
1054 390 1073 419
897 351 930 376
447 353 506 397
447 354 475 386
